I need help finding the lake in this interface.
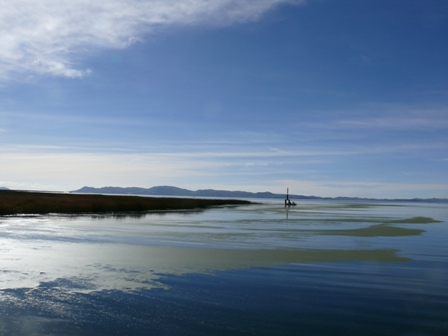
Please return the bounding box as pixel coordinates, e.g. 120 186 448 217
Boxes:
0 200 447 335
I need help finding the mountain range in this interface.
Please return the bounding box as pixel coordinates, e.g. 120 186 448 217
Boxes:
73 186 282 199
71 186 448 203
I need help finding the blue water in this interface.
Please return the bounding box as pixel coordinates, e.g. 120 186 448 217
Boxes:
0 201 447 335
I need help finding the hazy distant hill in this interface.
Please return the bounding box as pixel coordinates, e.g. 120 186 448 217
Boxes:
71 186 448 203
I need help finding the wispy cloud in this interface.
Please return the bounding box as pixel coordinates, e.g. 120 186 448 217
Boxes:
1 146 446 198
0 0 304 83
0 142 340 192
336 112 448 130
297 105 448 132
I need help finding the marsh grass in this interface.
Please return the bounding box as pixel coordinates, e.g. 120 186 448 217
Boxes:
0 190 251 215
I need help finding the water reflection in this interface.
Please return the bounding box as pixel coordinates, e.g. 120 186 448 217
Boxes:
76 209 206 220
0 201 446 335
0 201 445 294
0 241 411 293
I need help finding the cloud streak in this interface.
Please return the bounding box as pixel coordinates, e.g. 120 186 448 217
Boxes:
2 147 446 199
0 0 304 83
294 105 448 132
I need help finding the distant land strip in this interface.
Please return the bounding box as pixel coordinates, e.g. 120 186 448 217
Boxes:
71 186 448 203
0 190 252 215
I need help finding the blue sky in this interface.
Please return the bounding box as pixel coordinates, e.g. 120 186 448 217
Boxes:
1 0 447 198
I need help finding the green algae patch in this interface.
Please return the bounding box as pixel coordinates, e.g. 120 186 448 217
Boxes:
385 216 442 224
228 248 412 264
319 224 425 237
136 247 412 273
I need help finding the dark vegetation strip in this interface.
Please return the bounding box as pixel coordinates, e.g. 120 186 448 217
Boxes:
0 190 252 215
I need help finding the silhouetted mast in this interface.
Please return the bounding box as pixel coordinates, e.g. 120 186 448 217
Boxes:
285 188 296 207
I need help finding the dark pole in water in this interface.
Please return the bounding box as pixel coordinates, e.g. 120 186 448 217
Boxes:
285 188 295 206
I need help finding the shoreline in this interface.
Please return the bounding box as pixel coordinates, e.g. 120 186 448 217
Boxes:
0 190 252 215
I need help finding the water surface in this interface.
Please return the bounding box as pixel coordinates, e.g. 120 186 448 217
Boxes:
0 200 447 335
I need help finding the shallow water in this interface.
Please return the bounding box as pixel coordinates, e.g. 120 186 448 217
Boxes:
0 200 447 335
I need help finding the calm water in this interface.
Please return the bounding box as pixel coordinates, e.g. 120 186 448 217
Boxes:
0 200 447 335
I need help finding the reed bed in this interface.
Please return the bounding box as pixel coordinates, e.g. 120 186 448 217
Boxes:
0 190 252 215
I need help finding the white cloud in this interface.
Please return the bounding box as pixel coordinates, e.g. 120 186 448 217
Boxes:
0 0 304 83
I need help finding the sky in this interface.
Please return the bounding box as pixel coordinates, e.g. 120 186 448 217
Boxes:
0 0 447 198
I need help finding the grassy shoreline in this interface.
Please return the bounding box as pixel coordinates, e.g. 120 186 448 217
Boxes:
0 190 252 215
